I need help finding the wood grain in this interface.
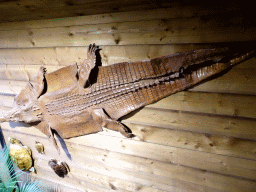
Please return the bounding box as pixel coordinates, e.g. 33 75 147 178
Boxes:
1 23 255 48
0 44 255 66
0 4 255 192
1 125 256 192
125 122 256 160
0 44 220 66
123 107 256 140
0 10 255 48
0 3 244 25
148 91 256 119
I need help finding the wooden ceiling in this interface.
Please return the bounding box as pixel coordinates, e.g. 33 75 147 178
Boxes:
0 0 170 23
0 0 253 23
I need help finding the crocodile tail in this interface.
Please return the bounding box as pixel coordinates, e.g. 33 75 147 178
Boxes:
148 47 229 77
145 50 254 103
144 50 254 104
94 48 231 89
101 50 254 120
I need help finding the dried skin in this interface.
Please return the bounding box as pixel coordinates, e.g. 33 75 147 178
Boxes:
0 44 253 151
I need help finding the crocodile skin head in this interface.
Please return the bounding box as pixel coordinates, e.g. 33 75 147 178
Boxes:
1 82 43 123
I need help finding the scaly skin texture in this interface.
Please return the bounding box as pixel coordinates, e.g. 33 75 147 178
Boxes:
0 44 254 151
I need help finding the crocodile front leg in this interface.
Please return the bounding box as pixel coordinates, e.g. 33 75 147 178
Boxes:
34 66 46 96
49 125 60 154
78 44 98 87
91 108 133 138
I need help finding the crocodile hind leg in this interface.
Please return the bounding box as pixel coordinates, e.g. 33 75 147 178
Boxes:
91 108 133 138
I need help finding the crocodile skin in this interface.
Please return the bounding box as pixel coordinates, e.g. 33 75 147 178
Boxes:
0 44 253 151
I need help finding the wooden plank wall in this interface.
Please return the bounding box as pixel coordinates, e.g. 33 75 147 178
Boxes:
0 4 256 192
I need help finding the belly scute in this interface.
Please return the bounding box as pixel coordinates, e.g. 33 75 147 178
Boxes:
45 93 91 116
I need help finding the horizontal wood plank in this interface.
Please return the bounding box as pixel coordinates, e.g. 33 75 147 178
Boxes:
1 15 256 48
0 7 194 29
35 161 168 192
20 173 94 192
0 5 244 29
0 1 178 23
0 80 27 95
190 66 256 95
148 91 256 119
0 44 219 66
0 128 215 192
0 94 14 108
1 123 256 181
1 126 256 191
33 163 115 192
1 26 255 48
1 45 255 67
125 122 256 160
122 108 256 140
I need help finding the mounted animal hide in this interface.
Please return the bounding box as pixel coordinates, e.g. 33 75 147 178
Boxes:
0 44 254 151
